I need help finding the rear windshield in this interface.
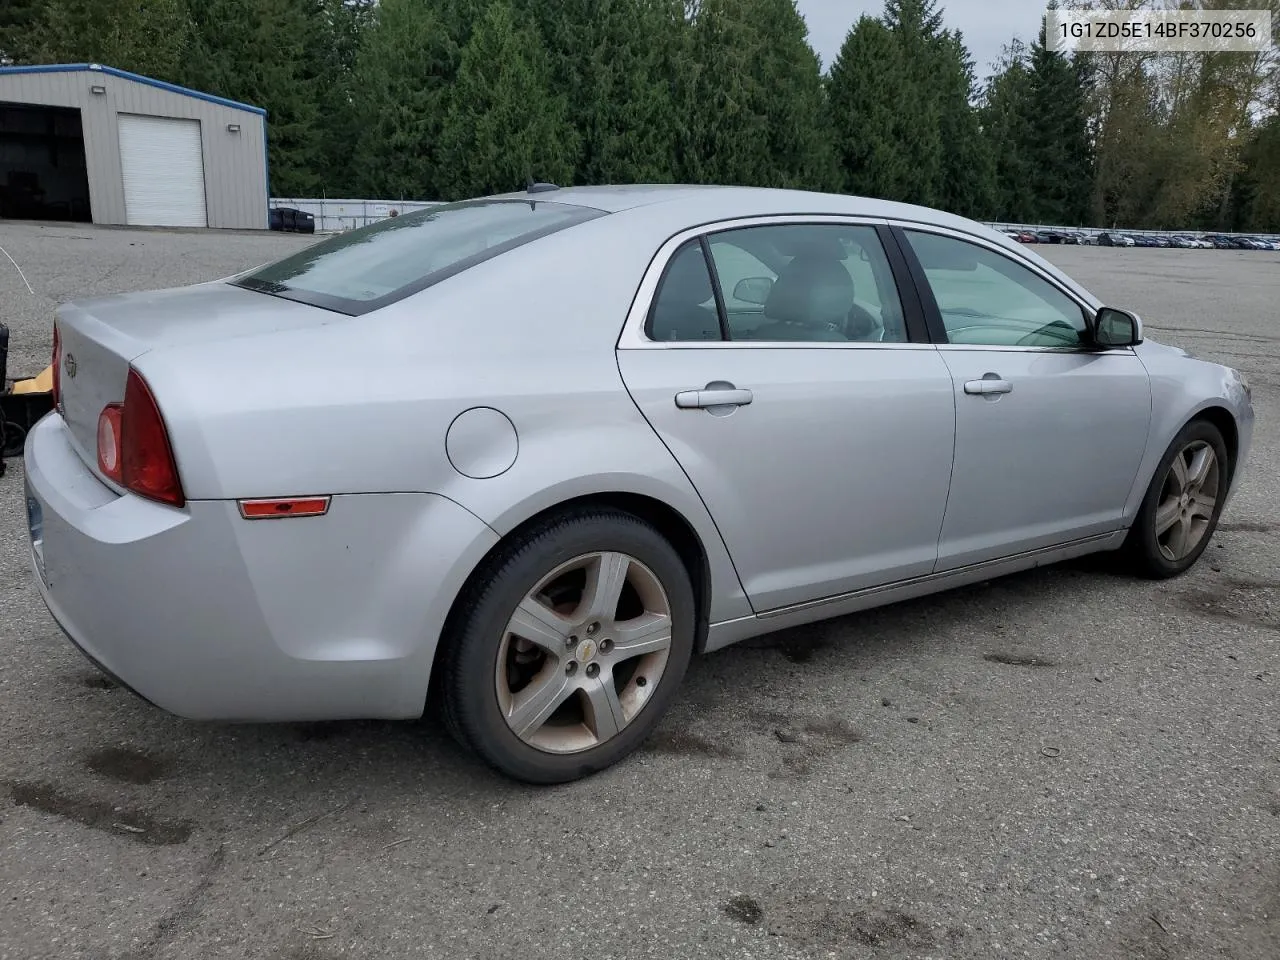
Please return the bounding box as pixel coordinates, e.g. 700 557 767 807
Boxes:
233 198 605 315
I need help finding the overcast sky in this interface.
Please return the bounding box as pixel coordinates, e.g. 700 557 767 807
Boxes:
796 0 1047 78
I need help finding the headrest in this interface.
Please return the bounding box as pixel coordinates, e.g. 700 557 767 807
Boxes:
764 255 855 328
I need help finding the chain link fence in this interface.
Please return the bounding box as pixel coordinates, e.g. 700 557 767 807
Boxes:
268 198 1278 243
269 197 443 233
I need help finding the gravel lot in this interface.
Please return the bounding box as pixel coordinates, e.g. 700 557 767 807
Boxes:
1 221 1277 960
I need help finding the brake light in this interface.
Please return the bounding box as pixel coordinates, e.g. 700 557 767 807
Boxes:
51 325 61 409
94 369 185 506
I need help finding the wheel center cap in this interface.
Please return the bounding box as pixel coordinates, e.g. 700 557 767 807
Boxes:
576 638 598 663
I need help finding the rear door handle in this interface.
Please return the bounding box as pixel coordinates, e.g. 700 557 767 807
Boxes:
964 378 1013 396
674 386 754 409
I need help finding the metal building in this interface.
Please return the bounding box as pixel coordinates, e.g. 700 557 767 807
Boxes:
0 63 268 229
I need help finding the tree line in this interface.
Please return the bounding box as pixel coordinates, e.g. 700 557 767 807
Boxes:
1 0 1277 232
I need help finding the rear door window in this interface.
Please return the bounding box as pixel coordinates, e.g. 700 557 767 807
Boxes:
233 199 605 315
706 223 909 343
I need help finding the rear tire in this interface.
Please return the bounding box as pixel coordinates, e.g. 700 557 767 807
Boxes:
1122 419 1230 579
439 508 695 784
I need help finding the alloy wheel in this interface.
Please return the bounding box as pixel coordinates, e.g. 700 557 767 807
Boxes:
1154 440 1220 562
494 551 673 754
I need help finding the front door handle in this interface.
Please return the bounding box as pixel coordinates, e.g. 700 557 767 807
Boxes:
674 384 754 409
964 378 1013 396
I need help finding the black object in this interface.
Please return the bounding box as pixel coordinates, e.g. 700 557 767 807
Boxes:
1 322 56 464
0 321 6 475
526 179 560 194
1 390 54 459
268 207 316 233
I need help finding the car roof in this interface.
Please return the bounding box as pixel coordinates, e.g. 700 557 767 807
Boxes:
479 183 1104 311
485 183 991 234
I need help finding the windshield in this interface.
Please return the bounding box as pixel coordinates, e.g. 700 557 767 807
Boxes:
233 199 605 315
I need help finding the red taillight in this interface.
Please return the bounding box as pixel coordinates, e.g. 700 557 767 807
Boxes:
51 325 62 409
96 404 123 481
121 369 185 506
95 369 185 507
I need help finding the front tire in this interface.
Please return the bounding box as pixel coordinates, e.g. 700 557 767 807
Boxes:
439 508 696 784
1123 419 1230 579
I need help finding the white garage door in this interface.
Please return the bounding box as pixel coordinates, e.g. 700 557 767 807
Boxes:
117 114 208 227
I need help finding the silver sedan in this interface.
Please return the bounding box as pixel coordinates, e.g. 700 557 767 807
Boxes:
22 185 1255 783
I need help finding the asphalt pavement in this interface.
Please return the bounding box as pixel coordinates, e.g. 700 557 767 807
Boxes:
0 221 1277 960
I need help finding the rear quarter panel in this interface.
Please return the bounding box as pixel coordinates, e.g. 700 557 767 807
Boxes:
137 212 755 625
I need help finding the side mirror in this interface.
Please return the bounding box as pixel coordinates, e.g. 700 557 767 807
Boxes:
732 277 773 305
1094 307 1143 347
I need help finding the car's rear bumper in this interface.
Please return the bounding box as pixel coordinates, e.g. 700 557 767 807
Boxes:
23 414 499 722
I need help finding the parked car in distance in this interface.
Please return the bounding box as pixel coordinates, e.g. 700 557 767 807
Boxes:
23 184 1255 783
1097 232 1134 247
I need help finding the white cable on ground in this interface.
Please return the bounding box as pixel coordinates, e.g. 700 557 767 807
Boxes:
0 244 36 296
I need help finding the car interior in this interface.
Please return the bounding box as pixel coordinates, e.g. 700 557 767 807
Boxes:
647 225 908 343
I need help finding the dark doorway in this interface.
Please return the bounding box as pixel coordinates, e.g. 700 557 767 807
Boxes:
0 102 91 222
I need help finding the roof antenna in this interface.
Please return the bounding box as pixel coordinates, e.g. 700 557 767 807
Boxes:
526 177 561 194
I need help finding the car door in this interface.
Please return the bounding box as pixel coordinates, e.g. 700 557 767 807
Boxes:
895 226 1153 572
616 219 957 613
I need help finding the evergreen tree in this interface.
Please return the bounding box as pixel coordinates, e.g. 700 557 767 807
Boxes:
32 0 192 81
677 0 831 190
1023 25 1094 224
935 31 996 218
980 43 1038 222
751 0 837 191
879 0 945 204
315 0 377 195
882 0 943 37
184 0 326 196
436 1 577 199
0 0 44 64
826 16 915 200
346 0 456 199
511 0 687 184
677 0 774 185
828 1 989 210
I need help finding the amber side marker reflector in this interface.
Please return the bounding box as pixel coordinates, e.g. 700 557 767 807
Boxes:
238 496 332 520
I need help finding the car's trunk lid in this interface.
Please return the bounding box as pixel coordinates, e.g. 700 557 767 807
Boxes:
55 281 341 478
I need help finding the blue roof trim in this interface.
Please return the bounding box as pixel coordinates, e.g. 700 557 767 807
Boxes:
0 63 268 117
